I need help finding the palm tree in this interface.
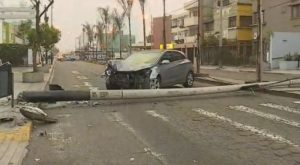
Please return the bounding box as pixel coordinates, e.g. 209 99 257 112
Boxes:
95 21 104 59
139 0 146 49
112 9 126 59
117 0 134 55
98 6 111 60
83 23 94 49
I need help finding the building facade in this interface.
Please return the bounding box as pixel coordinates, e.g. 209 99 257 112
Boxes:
152 16 172 49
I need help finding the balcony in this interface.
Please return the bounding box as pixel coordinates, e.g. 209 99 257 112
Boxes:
184 35 197 43
184 17 198 27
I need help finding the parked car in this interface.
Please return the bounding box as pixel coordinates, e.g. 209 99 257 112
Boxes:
104 50 194 89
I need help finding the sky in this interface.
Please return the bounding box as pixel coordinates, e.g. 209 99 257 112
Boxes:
1 0 190 51
52 0 191 52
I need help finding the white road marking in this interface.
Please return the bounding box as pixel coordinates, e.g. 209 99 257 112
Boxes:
108 113 167 164
192 108 299 148
146 111 169 122
84 82 92 87
229 106 300 128
260 103 300 115
71 71 80 75
77 76 88 80
294 101 300 104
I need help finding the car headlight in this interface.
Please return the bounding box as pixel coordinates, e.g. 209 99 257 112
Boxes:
105 69 112 76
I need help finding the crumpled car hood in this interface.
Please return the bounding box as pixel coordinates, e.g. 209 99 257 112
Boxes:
109 60 154 72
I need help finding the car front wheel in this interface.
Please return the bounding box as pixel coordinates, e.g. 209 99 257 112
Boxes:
149 77 161 89
183 72 194 88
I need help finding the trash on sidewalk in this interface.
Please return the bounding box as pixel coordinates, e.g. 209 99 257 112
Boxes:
19 106 58 123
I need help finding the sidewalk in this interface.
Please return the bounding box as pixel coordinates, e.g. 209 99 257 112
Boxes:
196 65 300 98
0 64 54 165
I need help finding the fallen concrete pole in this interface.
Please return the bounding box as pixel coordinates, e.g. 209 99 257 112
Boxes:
22 82 275 103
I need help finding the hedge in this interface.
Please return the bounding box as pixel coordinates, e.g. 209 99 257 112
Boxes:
0 44 28 66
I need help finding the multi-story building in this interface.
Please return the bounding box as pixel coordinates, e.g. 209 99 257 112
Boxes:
252 0 300 69
151 16 172 49
213 0 253 42
171 12 188 45
0 6 35 44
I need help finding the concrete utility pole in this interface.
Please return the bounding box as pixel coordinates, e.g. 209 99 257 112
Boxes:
218 0 223 68
197 0 203 74
163 0 167 49
257 0 263 82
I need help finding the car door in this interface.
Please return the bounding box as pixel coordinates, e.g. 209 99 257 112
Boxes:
168 51 188 84
157 52 176 86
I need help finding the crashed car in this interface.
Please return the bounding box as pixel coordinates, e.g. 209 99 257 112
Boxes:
104 50 194 89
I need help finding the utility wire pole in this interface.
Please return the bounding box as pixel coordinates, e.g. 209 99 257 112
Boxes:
218 0 223 68
197 0 203 74
257 0 263 82
163 0 167 49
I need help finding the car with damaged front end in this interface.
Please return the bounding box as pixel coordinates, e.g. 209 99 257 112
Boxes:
104 50 194 89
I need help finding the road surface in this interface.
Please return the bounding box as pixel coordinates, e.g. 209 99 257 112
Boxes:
23 61 300 165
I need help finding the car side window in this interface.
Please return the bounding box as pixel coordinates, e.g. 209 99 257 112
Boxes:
160 53 172 63
170 51 186 62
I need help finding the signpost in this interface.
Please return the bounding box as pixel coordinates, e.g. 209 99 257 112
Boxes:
0 63 14 107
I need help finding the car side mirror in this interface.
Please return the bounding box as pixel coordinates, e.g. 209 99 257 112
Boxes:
161 60 170 64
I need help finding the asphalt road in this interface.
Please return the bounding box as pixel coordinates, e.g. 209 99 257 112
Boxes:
23 61 300 165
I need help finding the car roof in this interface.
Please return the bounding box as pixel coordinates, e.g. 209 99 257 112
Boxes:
137 49 184 54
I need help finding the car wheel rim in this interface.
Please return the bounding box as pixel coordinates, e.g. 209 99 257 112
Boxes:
187 73 193 86
150 78 160 89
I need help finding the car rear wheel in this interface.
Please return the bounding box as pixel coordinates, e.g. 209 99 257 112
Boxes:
149 77 161 89
183 72 194 88
106 78 119 90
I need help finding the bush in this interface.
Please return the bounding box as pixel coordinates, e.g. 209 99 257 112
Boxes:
0 44 28 66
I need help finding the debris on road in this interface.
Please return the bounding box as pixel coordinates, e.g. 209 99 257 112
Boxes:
19 106 58 123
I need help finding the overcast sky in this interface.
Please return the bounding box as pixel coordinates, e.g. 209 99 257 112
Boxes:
2 0 190 51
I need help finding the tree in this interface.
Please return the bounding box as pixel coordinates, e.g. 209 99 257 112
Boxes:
117 0 134 55
98 6 111 60
112 9 126 59
139 0 146 49
40 23 61 64
83 23 94 49
16 20 33 44
95 21 105 59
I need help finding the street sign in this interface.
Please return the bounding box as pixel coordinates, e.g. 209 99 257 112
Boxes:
0 63 13 100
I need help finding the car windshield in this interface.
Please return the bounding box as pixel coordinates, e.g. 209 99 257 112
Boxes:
122 52 162 66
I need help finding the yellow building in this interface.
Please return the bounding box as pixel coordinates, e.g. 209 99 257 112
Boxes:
213 1 253 42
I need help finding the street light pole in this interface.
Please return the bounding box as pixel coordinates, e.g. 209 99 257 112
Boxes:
197 0 203 74
163 0 167 49
257 0 263 82
218 0 223 68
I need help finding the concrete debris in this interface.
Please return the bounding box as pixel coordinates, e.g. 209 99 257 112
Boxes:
0 117 14 123
130 157 135 162
19 106 58 123
35 158 40 162
39 102 66 109
294 101 300 104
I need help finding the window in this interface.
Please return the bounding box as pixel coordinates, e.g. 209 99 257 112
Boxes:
204 22 214 31
217 0 230 7
171 52 186 61
291 4 300 19
228 16 236 28
171 20 178 28
240 16 252 27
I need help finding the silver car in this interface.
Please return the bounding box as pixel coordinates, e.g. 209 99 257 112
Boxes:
104 50 194 89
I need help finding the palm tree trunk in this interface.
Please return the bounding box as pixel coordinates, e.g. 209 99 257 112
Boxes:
142 6 146 50
128 16 132 55
120 30 122 59
105 26 108 60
